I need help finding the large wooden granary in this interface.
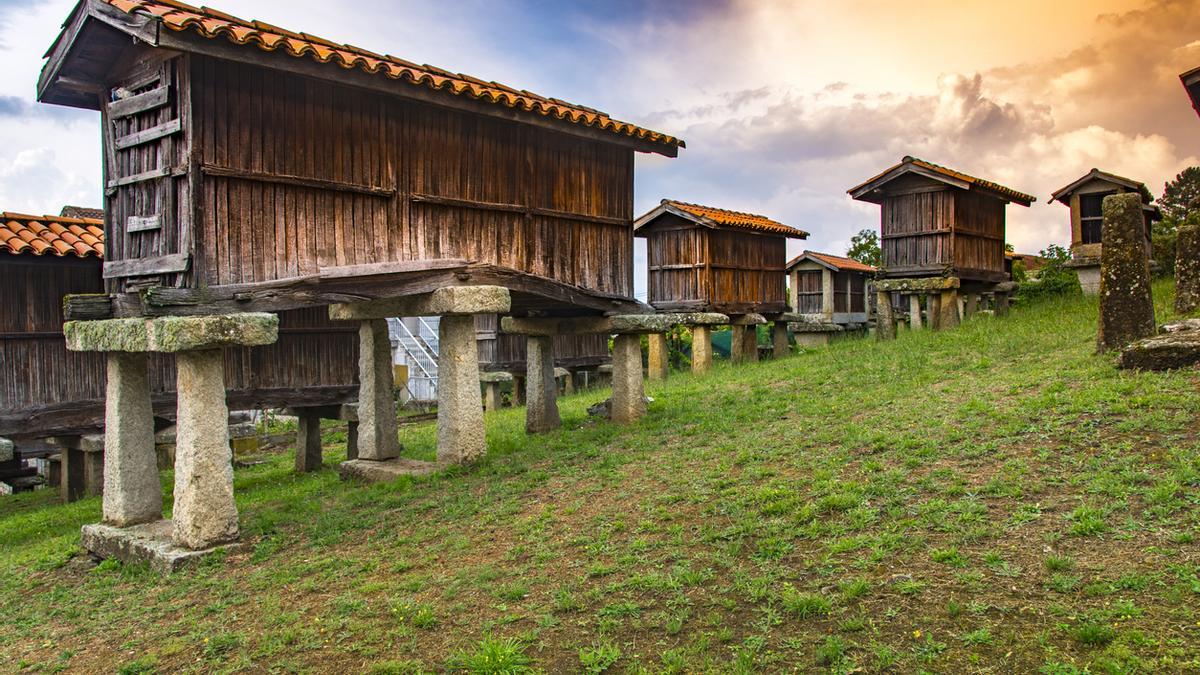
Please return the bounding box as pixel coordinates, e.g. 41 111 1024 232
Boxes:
39 0 681 319
1050 169 1158 295
848 156 1034 284
634 200 807 316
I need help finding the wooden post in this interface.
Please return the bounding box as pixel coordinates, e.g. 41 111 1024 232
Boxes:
909 295 923 331
772 321 789 358
876 290 895 341
647 333 669 381
295 411 322 472
692 325 712 374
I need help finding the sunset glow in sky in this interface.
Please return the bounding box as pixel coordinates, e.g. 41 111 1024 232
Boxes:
1 0 1197 298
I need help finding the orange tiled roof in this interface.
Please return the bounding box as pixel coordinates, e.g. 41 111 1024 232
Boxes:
663 200 808 238
850 156 1036 206
787 250 876 274
100 0 683 151
0 212 104 258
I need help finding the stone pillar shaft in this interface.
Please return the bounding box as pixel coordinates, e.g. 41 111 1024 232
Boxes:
938 289 960 329
647 333 669 381
692 325 713 374
172 349 239 550
964 293 979 319
610 333 646 424
822 269 836 322
484 382 501 411
1176 224 1199 314
295 413 322 472
524 335 561 433
744 326 760 362
102 353 161 525
927 294 942 330
994 293 1010 318
909 295 923 331
876 290 896 341
1098 193 1156 352
357 319 400 461
730 325 749 363
437 315 487 463
772 321 789 358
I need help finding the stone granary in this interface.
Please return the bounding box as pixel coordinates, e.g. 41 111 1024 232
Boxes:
39 0 682 569
784 251 874 344
634 200 809 372
1050 169 1159 296
848 156 1034 339
0 210 359 500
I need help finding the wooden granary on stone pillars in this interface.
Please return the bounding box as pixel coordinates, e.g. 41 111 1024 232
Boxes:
633 200 809 376
38 0 682 570
1050 169 1159 296
848 157 1034 340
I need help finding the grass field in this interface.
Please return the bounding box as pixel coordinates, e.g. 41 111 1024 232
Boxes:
1 282 1197 674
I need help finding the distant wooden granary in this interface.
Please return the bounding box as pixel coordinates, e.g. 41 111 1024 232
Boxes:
848 157 1034 336
635 200 807 315
784 251 875 327
1050 169 1158 295
1181 66 1200 119
38 0 680 562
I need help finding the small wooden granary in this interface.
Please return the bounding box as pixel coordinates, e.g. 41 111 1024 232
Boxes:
784 251 875 326
1182 66 1200 119
1050 168 1158 295
0 210 358 441
38 0 682 320
848 157 1034 284
634 200 807 315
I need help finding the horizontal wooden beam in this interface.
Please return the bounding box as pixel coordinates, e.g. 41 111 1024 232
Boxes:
114 118 180 150
202 163 397 198
107 85 169 118
103 252 190 279
411 193 629 227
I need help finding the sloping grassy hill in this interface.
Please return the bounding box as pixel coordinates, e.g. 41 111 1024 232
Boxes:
1 282 1197 674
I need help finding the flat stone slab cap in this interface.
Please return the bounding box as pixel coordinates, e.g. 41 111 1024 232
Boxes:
47 434 105 452
81 520 249 575
1117 331 1200 371
788 321 844 333
875 277 961 292
769 312 815 322
1064 257 1101 268
338 458 441 483
1162 319 1200 334
66 313 278 353
992 281 1018 293
0 438 12 463
554 367 570 378
500 312 728 335
330 285 510 320
727 313 767 325
479 371 514 383
597 364 614 373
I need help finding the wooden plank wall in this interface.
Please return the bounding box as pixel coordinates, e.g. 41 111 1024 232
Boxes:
645 217 705 307
793 270 822 314
152 56 636 299
475 314 609 372
951 191 1006 277
880 189 954 274
705 229 787 312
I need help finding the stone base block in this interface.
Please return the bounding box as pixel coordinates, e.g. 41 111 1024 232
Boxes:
1117 330 1200 371
81 520 248 575
338 458 440 483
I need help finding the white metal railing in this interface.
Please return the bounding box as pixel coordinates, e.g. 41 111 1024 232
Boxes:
392 317 440 402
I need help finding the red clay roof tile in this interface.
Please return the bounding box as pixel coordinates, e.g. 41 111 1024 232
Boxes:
0 212 104 259
787 251 877 274
98 0 683 152
659 200 809 238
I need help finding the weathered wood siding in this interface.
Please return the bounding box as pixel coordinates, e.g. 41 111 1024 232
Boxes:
951 191 1006 280
644 214 787 313
474 314 608 372
880 184 1006 282
792 270 822 314
100 54 636 299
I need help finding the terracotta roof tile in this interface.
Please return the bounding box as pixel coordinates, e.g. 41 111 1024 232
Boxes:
98 0 683 152
0 212 104 259
662 200 808 238
787 251 876 274
850 156 1035 206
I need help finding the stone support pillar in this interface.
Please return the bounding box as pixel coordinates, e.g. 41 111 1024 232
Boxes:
647 333 669 381
173 349 239 550
926 294 942 330
821 269 835 322
484 381 501 411
102 353 160 525
524 335 561 433
692 325 713 374
938 289 960 329
563 370 576 395
513 375 526 405
876 290 896 341
610 333 646 424
1176 223 1199 314
345 421 359 461
909 295 923 331
772 321 789 358
964 293 979 319
1097 193 1156 352
994 292 1010 317
356 319 400 461
730 325 748 363
295 412 323 472
437 315 487 463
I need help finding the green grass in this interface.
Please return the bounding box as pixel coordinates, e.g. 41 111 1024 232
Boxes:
1 281 1198 672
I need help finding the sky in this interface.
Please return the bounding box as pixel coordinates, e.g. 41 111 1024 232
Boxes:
2 0 1198 300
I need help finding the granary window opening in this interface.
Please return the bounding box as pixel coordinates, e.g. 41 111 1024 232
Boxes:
1079 192 1114 245
834 271 851 313
795 270 822 313
849 274 866 313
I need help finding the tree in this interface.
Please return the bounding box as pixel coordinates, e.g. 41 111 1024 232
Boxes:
1153 167 1200 275
846 229 881 267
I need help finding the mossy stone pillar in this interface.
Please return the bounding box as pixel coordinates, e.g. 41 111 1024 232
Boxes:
938 289 960 329
647 333 669 381
876 290 895 341
610 333 646 424
692 325 713 374
1097 193 1156 352
524 335 561 433
772 321 789 358
1176 223 1199 314
730 324 750 363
